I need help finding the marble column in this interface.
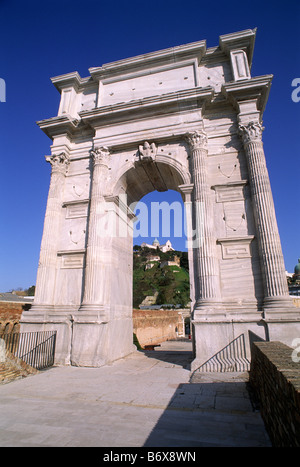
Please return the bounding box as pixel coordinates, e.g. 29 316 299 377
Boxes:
185 130 222 314
79 146 111 320
33 152 69 306
238 121 293 313
179 183 195 309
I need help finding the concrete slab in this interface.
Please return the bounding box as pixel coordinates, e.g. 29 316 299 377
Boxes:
0 340 271 447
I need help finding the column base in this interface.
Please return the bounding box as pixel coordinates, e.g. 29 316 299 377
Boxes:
77 303 109 323
20 305 136 367
70 315 136 367
191 315 267 372
263 295 299 319
193 299 226 321
20 305 73 366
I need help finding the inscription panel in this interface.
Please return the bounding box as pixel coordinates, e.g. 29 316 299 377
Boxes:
218 236 254 260
212 181 247 203
64 201 89 219
100 62 197 106
58 250 86 269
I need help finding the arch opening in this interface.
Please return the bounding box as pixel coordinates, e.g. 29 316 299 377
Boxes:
112 160 194 357
113 157 191 206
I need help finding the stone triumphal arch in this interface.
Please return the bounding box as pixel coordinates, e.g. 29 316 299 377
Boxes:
21 29 299 368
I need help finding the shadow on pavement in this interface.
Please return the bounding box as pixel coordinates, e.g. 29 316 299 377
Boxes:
143 379 272 447
140 349 193 370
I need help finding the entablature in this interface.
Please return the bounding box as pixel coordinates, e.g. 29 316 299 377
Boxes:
38 29 271 143
222 74 273 119
219 29 256 67
79 86 214 126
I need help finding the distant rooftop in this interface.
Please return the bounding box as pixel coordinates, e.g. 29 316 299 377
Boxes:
0 292 34 303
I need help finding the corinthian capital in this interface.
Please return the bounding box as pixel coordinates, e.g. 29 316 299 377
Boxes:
185 130 208 150
238 121 264 144
90 146 111 167
46 152 70 174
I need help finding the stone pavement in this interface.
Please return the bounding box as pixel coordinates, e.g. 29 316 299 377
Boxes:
0 340 271 447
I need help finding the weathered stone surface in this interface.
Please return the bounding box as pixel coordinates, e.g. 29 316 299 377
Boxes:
20 29 299 367
0 347 39 385
0 341 271 447
250 341 300 447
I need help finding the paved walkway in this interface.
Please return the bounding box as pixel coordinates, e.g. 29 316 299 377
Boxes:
0 340 271 447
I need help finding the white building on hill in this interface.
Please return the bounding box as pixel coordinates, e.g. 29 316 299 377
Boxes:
141 239 174 253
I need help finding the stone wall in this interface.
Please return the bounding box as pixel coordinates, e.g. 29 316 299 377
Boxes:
293 297 300 308
0 302 24 334
249 341 300 447
1 304 187 349
133 309 184 347
0 346 39 384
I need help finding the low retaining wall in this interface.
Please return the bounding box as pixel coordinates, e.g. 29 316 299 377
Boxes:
0 302 24 333
0 346 39 384
133 309 184 347
1 305 189 350
249 341 300 447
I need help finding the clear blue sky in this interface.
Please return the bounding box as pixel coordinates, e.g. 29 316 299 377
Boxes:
0 0 299 291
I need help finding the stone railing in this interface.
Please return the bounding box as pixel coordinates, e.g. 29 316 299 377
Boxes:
249 341 300 447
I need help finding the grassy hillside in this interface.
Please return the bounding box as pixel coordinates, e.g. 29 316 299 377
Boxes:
133 247 190 308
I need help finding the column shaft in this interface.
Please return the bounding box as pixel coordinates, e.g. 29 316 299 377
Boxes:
80 147 110 315
239 121 291 309
185 131 222 310
34 153 69 306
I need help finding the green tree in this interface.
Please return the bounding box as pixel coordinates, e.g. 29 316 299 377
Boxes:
26 285 36 296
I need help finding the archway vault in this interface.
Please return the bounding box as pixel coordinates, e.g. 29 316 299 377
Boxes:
111 142 192 205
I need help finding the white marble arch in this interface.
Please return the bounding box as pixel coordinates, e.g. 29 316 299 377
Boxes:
20 30 299 369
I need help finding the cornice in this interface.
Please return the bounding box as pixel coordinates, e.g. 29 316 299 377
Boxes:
37 87 213 139
219 28 257 67
48 31 256 96
211 180 248 190
79 86 214 126
89 40 207 80
221 74 273 113
57 249 86 255
201 46 228 65
37 114 83 139
50 72 95 93
62 199 90 207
